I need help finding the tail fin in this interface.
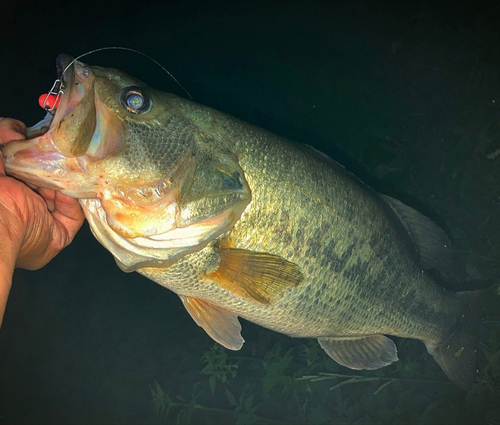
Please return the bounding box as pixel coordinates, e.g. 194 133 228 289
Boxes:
425 286 500 390
425 325 477 390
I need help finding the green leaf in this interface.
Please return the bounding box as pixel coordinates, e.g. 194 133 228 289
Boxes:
244 394 255 411
209 375 216 394
154 381 165 397
225 386 237 406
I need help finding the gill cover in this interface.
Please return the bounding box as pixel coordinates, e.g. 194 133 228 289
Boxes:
6 54 251 272
78 60 253 271
84 139 251 271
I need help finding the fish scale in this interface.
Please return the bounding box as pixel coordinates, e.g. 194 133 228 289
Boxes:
3 55 494 390
137 112 459 343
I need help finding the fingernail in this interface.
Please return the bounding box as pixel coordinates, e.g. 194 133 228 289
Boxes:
11 132 26 142
46 199 55 212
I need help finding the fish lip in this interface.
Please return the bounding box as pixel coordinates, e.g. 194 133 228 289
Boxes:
10 54 77 141
2 54 77 158
49 54 76 133
1 54 94 197
56 54 73 80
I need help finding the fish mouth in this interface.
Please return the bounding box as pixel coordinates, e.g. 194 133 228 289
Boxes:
2 54 96 197
56 53 72 80
24 54 75 139
49 54 76 134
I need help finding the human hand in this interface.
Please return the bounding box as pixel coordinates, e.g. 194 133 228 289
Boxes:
0 117 84 269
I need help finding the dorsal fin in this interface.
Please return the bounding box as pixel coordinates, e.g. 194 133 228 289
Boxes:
381 195 465 283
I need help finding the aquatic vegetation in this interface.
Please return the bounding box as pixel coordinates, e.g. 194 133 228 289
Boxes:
151 378 260 424
201 344 239 394
466 327 500 425
151 381 174 418
261 343 295 394
150 324 500 424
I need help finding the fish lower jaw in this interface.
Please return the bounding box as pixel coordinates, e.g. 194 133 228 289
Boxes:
5 167 96 198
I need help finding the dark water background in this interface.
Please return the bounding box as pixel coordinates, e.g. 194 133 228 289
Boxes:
0 1 499 424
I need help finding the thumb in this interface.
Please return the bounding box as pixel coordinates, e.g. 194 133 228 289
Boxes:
0 151 5 176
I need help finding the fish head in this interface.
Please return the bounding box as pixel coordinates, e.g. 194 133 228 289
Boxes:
3 55 251 270
4 54 193 195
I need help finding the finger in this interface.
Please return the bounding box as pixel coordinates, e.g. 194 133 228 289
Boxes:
0 118 27 144
38 187 56 212
0 151 5 176
51 192 85 242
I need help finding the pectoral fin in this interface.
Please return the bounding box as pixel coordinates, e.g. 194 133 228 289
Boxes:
179 295 244 350
206 248 303 305
318 335 398 370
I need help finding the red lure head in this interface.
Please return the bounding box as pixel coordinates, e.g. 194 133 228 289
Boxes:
38 93 61 110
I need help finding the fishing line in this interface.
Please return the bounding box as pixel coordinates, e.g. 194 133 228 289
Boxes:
62 47 191 99
42 46 192 112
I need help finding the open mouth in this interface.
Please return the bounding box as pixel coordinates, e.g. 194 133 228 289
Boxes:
1 54 98 198
25 54 75 139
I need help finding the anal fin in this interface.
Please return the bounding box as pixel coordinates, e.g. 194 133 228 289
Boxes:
318 335 398 370
179 295 244 350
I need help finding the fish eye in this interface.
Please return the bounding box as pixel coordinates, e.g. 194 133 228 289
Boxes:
120 86 151 114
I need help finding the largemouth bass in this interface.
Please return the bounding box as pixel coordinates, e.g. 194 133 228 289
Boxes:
3 55 493 390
